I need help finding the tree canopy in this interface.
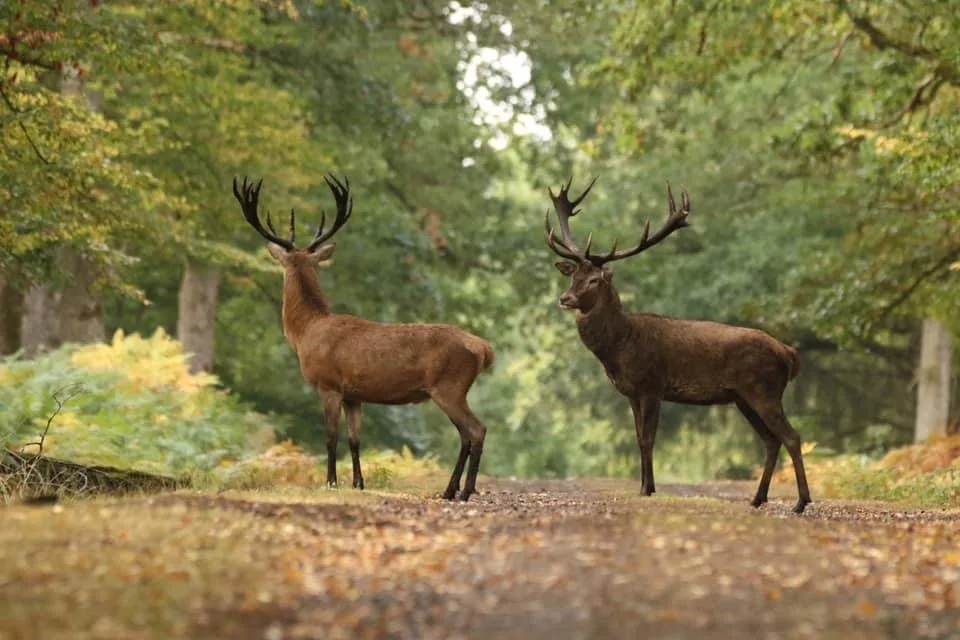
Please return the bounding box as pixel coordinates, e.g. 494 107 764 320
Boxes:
2 0 957 480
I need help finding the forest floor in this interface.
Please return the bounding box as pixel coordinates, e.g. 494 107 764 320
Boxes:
0 478 958 640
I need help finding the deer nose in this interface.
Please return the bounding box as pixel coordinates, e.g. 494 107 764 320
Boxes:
559 293 577 309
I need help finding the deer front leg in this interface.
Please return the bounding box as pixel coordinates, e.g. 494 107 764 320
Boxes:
630 397 661 496
344 401 364 490
322 393 343 488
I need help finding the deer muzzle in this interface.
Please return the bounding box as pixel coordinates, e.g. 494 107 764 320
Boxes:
558 293 577 310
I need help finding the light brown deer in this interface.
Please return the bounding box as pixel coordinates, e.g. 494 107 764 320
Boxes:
233 175 494 501
544 178 811 513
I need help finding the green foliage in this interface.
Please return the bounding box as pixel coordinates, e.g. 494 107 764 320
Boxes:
3 0 957 484
0 330 272 475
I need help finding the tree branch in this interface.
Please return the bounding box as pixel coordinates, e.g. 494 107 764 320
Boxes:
695 1 722 56
878 249 960 320
835 0 960 85
0 82 53 164
880 72 945 128
0 46 59 72
19 384 84 456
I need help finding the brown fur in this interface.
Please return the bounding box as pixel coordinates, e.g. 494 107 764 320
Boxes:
548 181 811 514
235 176 492 501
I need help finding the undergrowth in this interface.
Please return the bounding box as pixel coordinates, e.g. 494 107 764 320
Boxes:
772 435 960 507
0 329 274 478
211 440 446 492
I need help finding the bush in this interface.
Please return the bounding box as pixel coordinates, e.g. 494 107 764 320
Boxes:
0 329 275 476
772 436 960 507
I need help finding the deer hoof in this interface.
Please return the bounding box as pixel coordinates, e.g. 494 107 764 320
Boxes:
441 489 457 500
750 496 768 508
326 480 338 489
353 478 364 490
458 490 473 502
792 498 811 515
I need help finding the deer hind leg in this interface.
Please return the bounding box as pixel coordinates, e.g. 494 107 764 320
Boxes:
742 396 811 514
344 401 364 490
735 398 781 508
441 425 471 501
322 392 343 488
429 385 487 502
629 397 661 496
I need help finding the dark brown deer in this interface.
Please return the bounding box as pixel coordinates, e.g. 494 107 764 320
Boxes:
544 178 811 513
232 175 494 501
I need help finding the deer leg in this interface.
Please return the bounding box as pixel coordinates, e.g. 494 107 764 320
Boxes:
630 397 661 496
344 401 364 490
430 389 486 502
735 399 781 508
322 393 343 488
459 406 487 502
750 401 812 514
441 426 470 501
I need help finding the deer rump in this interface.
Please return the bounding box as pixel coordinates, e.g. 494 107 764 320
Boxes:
295 316 495 405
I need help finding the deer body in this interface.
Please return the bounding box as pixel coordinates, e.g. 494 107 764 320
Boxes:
576 305 798 406
547 178 811 513
280 262 492 405
235 176 492 501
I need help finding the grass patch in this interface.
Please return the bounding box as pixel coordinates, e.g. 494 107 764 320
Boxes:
211 440 449 495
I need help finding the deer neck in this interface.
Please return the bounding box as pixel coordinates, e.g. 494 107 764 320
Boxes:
575 287 631 361
281 264 331 343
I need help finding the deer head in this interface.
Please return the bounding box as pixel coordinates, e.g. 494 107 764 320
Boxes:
233 174 353 267
544 177 691 312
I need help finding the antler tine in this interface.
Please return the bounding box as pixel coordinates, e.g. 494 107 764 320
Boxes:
568 176 598 212
306 173 354 251
266 207 297 245
232 176 296 251
585 181 691 267
545 176 600 261
544 211 581 261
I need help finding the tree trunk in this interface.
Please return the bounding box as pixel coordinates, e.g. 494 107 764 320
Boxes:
19 248 105 357
0 270 24 355
177 260 221 374
28 67 107 350
914 318 952 442
20 286 61 357
57 247 106 345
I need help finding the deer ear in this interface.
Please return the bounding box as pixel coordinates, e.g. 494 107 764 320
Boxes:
555 261 577 276
309 243 336 263
267 243 287 261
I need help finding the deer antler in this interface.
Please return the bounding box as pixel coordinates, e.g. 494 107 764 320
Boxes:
544 176 598 262
587 182 691 266
233 174 353 252
306 174 353 251
544 178 691 267
233 177 296 251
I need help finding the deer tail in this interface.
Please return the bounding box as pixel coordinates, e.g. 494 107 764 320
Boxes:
783 343 801 380
465 336 495 373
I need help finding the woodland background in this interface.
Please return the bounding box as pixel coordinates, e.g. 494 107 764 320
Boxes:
0 0 957 488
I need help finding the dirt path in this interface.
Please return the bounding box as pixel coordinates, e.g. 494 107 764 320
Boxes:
1 479 958 640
